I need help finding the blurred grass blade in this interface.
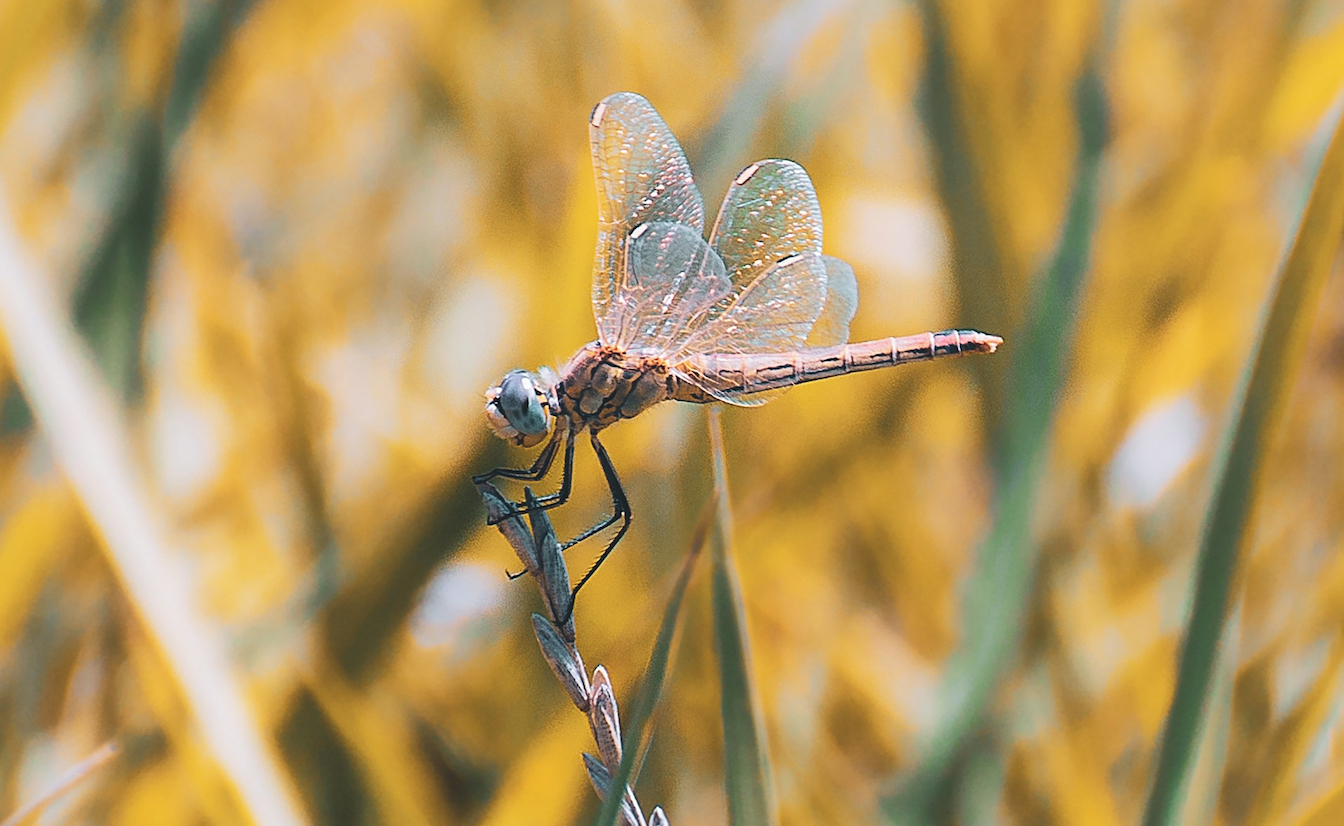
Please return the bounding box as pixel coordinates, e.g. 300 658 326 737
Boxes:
0 740 119 826
884 25 1112 823
1141 104 1344 826
954 742 1007 826
1176 609 1239 825
595 498 713 826
305 663 451 826
914 0 1013 403
322 454 498 680
162 0 259 150
1288 772 1344 826
707 407 775 826
75 0 258 402
1247 637 1344 825
0 0 259 424
691 0 853 190
0 197 308 826
287 464 495 824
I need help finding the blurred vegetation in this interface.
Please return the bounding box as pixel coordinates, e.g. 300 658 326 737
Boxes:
2 0 1344 825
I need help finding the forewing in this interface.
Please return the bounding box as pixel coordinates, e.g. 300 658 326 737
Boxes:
612 222 731 353
804 256 858 348
590 93 705 345
709 159 824 300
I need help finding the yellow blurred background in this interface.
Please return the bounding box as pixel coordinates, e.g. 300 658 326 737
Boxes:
2 0 1344 824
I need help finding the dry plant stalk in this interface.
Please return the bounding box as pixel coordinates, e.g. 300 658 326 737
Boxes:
477 484 670 826
0 740 120 826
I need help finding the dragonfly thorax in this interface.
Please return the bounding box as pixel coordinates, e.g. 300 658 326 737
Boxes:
556 343 674 433
484 368 560 447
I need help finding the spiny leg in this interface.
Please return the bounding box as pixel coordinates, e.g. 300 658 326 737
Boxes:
558 430 631 624
560 458 624 552
480 435 576 525
472 428 564 485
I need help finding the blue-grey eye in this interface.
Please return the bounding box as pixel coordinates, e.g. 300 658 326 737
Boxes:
498 371 549 435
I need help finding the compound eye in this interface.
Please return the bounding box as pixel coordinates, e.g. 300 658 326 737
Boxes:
498 371 549 436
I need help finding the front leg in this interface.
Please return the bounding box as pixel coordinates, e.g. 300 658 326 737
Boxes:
476 433 576 525
472 428 564 485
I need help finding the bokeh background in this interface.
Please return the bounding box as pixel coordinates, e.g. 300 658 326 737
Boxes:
2 0 1344 824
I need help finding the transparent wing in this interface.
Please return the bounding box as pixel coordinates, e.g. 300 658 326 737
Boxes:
667 159 857 407
708 159 824 304
676 252 828 359
589 92 705 345
671 251 827 408
805 256 858 348
673 364 792 408
611 222 731 353
672 254 855 407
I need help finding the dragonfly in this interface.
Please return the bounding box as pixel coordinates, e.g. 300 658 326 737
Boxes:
474 92 1002 619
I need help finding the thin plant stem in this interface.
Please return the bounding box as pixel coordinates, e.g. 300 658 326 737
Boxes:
707 407 776 826
478 483 690 826
0 740 120 826
595 498 712 826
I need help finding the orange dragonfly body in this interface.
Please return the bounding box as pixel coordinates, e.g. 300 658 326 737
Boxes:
475 93 1001 617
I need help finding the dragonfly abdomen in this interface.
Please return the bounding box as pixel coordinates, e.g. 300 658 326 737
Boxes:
672 329 1002 400
839 329 1003 376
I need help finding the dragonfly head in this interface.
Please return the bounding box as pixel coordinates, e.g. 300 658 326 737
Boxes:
484 369 557 448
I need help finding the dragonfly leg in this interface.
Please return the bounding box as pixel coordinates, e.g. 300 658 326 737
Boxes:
557 431 631 624
472 428 564 484
479 435 576 525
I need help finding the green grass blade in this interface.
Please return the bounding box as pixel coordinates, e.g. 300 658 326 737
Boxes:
914 0 1013 371
593 500 712 826
1141 104 1344 826
883 24 1112 823
1176 609 1240 826
323 465 496 680
708 407 776 826
74 0 258 402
